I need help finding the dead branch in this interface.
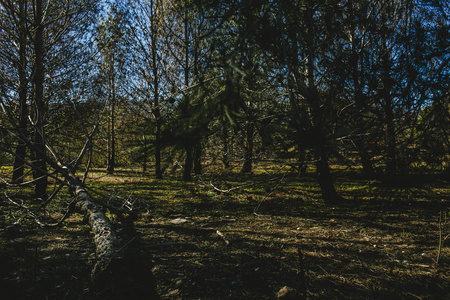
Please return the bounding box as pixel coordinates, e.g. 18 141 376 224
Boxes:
436 210 443 264
4 192 76 228
216 230 230 245
209 180 254 194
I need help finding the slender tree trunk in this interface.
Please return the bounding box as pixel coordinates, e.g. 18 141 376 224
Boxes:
309 97 341 203
310 116 341 203
352 73 377 177
241 121 254 173
315 147 341 204
304 1 340 204
347 3 376 179
109 99 116 173
107 69 116 174
311 110 341 203
280 1 307 177
142 134 147 172
12 0 28 184
183 145 193 181
221 72 234 170
32 0 48 200
155 116 162 179
316 156 341 203
381 27 397 176
298 145 307 175
385 100 397 176
356 141 376 177
193 140 202 175
282 0 336 198
221 125 230 169
182 4 192 181
151 0 162 180
107 115 111 171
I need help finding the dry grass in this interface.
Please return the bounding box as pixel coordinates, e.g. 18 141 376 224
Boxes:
1 162 449 299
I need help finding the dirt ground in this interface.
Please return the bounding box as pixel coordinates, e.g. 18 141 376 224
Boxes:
1 167 449 299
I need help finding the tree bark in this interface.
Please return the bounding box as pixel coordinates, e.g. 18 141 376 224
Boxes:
315 145 341 204
32 0 48 200
182 5 192 182
380 21 397 176
151 0 162 180
73 184 121 281
68 177 158 299
154 109 162 179
142 134 147 172
194 140 202 175
347 3 376 179
241 121 254 173
355 140 377 178
221 126 230 169
304 1 341 204
107 69 116 174
12 0 28 184
385 100 397 176
183 145 193 181
297 146 307 176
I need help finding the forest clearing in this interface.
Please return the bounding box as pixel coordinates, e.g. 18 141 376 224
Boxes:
1 161 449 299
1 0 449 299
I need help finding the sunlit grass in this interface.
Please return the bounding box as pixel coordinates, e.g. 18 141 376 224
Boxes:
1 161 449 299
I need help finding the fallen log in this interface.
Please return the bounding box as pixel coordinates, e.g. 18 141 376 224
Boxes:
73 184 120 281
70 180 159 299
50 161 158 297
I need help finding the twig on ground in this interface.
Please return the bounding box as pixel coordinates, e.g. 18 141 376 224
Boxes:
216 230 230 245
436 210 443 264
117 236 137 253
209 181 254 194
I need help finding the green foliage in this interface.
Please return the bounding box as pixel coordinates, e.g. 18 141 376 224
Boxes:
1 0 449 204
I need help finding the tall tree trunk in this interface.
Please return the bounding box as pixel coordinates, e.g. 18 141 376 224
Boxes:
183 145 193 181
309 98 341 203
107 116 111 171
297 145 307 176
182 4 192 181
347 2 376 179
305 0 341 203
12 0 28 184
107 70 116 174
154 116 162 179
151 0 162 180
304 1 340 204
310 119 341 204
32 0 47 200
193 140 202 175
280 1 307 177
381 26 397 176
356 140 376 177
221 126 230 169
142 134 147 172
241 121 254 173
385 100 397 176
315 144 341 203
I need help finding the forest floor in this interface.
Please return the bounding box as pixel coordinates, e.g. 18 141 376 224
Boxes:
1 162 450 299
